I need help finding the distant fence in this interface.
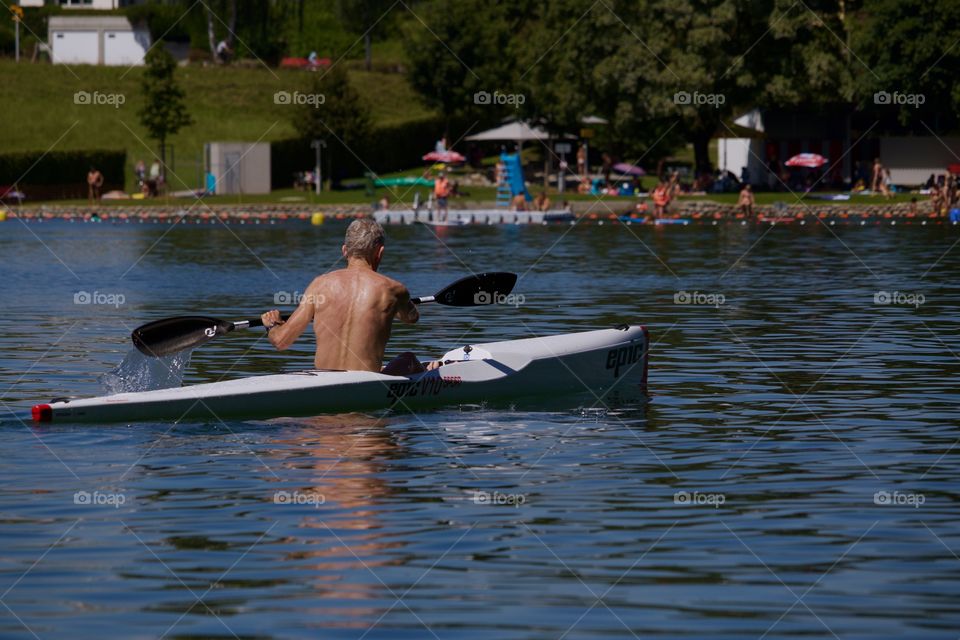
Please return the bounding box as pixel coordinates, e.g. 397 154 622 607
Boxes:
0 149 126 200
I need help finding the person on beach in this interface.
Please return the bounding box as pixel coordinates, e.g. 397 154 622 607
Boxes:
577 144 587 177
134 160 146 193
668 170 681 199
652 181 670 218
434 171 451 222
871 157 883 192
87 167 104 204
533 191 551 212
930 184 943 215
880 169 893 199
738 184 755 218
147 160 161 197
261 219 440 375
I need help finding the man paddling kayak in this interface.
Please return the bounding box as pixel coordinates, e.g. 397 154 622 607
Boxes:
260 219 438 375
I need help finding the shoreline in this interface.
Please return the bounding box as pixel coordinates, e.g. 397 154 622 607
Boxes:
0 198 944 223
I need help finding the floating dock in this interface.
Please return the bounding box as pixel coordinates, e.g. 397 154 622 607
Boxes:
373 208 575 225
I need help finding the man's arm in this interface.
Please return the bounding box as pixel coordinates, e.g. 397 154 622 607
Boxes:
261 282 318 350
395 286 419 324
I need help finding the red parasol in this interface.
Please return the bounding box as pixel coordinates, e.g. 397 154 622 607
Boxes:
785 153 828 168
422 150 466 163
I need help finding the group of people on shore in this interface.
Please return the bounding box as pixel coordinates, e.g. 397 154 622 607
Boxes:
850 157 895 198
928 173 959 215
85 159 163 204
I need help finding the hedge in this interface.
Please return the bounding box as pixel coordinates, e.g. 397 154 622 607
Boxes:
271 116 474 189
0 149 126 199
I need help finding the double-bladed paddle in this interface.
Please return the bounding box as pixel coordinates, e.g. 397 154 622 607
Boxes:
131 272 518 357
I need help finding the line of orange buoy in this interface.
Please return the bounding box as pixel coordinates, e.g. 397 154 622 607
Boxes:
1 208 955 227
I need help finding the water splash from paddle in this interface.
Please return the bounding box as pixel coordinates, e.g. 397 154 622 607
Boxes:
98 348 194 394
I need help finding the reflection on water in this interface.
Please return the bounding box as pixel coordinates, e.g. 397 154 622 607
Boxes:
0 221 959 639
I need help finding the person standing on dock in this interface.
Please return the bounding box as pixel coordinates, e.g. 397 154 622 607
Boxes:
434 171 451 223
87 166 104 204
738 184 755 219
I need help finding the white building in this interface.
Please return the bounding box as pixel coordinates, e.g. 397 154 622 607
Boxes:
21 1 128 9
48 15 150 65
205 143 272 195
879 137 960 186
717 109 767 184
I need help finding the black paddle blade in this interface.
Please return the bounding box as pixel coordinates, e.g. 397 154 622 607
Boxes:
434 272 518 306
132 316 234 357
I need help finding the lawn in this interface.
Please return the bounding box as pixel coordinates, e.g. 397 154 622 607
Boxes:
0 58 434 192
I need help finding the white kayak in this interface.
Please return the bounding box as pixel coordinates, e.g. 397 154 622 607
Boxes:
32 325 648 424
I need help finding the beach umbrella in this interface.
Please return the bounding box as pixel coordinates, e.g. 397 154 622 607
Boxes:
422 150 465 163
613 162 646 176
785 153 828 168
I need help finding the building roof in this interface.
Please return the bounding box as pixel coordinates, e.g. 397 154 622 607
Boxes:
48 16 138 31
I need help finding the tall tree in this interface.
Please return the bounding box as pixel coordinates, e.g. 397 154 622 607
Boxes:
138 46 192 183
852 0 960 131
335 0 394 71
516 0 775 172
403 0 526 129
760 0 858 108
291 66 372 186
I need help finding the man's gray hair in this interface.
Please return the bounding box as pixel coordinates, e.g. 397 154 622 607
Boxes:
343 218 385 258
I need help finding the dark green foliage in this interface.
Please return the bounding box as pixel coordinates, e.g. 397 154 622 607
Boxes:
0 149 126 197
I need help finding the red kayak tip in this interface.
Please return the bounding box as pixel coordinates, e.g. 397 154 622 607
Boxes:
31 404 52 422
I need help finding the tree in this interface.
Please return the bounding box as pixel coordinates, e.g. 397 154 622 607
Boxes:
137 45 192 184
518 0 804 173
335 0 394 71
291 66 372 187
403 0 527 129
206 0 237 63
758 0 858 109
852 0 960 131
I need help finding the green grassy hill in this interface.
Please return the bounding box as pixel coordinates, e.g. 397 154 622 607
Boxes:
0 58 435 191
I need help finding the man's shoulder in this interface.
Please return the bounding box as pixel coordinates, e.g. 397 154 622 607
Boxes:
375 272 407 293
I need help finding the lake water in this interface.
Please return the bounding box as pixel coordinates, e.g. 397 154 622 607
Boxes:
1 218 958 639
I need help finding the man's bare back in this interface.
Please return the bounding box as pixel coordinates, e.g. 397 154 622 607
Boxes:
261 219 427 374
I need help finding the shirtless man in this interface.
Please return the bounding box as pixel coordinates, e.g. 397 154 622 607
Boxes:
87 166 104 204
260 219 436 375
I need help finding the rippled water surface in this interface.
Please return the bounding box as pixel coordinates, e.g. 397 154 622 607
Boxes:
1 218 959 639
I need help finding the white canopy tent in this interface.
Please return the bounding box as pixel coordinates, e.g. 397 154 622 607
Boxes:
466 120 577 192
465 121 556 144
